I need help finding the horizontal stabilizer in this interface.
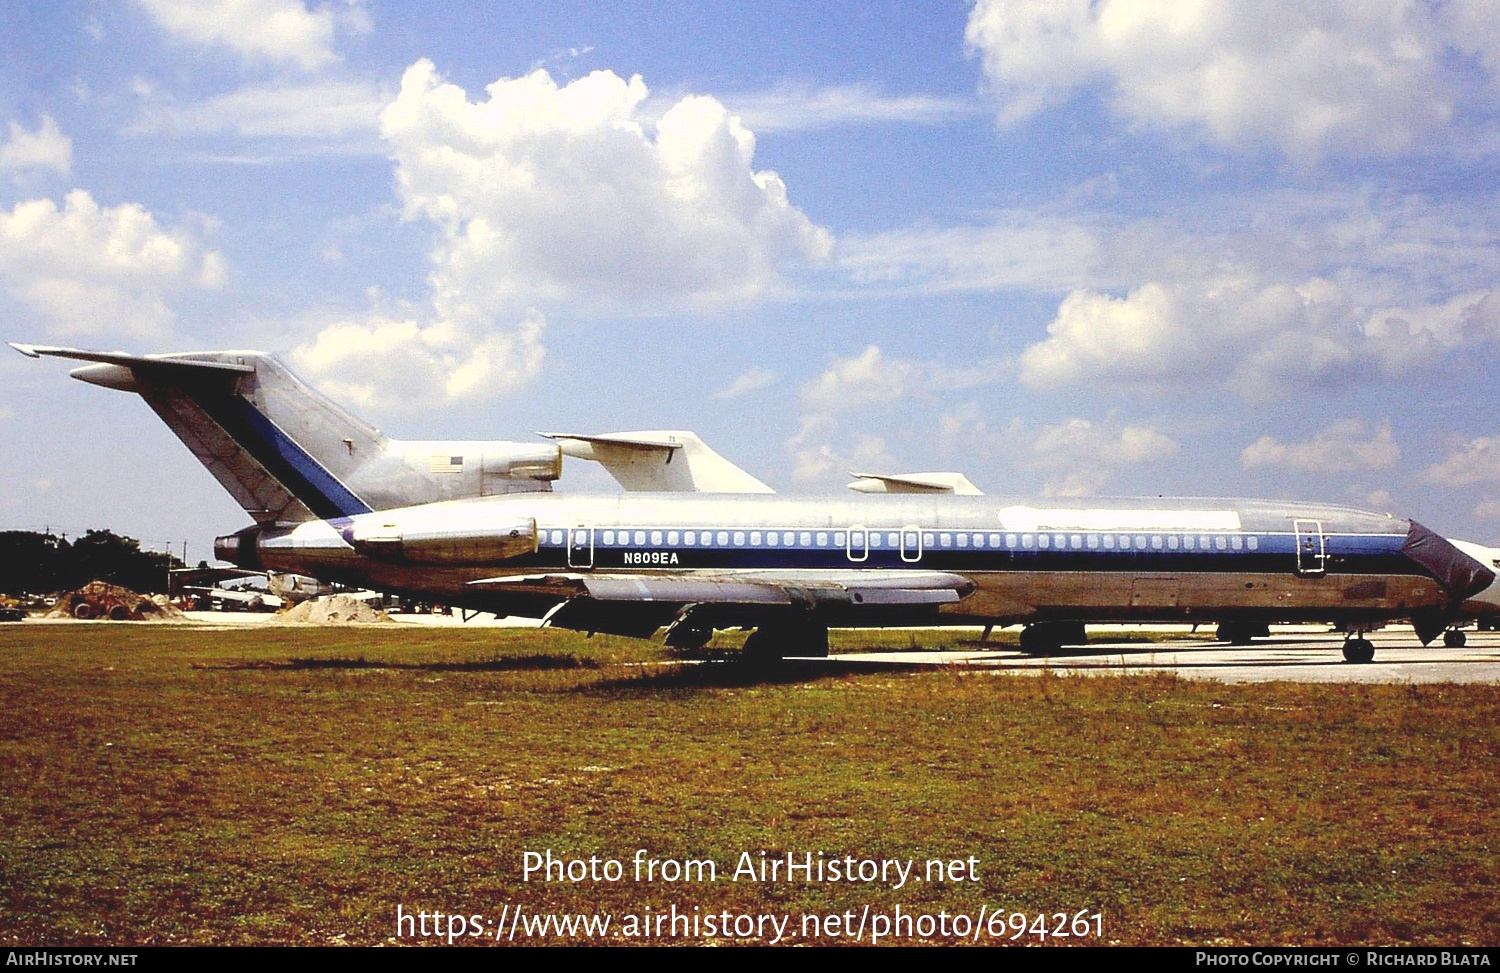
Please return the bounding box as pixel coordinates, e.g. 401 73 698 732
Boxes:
848 471 984 495
10 344 255 375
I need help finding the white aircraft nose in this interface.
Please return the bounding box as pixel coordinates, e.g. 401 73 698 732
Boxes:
1449 539 1500 614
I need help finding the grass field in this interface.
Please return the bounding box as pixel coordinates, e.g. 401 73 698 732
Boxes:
0 622 1495 946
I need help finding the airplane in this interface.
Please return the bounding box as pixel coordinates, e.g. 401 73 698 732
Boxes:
1451 539 1500 637
13 343 1497 664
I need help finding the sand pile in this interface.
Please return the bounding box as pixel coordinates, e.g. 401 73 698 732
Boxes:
273 594 394 625
46 581 187 621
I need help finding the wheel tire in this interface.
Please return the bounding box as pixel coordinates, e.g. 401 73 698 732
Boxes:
1444 629 1467 648
1342 638 1375 664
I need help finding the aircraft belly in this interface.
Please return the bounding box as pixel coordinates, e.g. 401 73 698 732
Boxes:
953 570 1446 624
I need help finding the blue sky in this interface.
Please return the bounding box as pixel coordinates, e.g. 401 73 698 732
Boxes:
3 0 1500 562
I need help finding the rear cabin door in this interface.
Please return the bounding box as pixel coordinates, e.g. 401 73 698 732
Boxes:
1294 519 1326 576
568 526 594 569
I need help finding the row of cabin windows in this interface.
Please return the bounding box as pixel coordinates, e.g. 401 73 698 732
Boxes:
546 528 1262 552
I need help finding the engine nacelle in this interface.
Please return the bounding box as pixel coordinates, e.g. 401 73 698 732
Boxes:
344 440 562 510
347 519 537 565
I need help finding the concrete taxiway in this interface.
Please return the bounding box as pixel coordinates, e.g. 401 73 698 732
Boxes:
826 627 1500 684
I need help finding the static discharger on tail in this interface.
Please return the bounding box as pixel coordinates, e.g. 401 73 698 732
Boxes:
14 342 1498 664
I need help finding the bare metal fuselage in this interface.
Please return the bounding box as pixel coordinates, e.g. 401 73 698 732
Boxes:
223 491 1457 632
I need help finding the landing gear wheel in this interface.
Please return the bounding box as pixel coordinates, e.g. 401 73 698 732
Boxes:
1342 637 1375 664
1444 629 1467 648
741 617 829 664
1216 622 1269 645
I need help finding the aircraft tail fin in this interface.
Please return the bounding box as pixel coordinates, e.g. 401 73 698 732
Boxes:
13 344 379 523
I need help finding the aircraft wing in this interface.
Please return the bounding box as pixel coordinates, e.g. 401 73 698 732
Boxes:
468 569 974 637
541 430 774 493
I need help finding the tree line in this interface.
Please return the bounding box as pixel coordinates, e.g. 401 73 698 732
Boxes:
0 530 184 595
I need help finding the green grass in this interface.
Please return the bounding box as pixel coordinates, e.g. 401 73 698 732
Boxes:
0 623 1495 946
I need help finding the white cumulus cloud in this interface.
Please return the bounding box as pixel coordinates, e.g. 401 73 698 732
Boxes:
0 190 223 337
1018 277 1500 400
801 345 909 413
966 0 1493 159
136 0 360 71
380 60 832 311
0 116 71 179
1025 418 1179 495
289 310 545 410
1424 436 1500 487
1241 420 1401 473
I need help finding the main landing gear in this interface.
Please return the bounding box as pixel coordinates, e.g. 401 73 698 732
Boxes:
1018 621 1089 655
1341 635 1376 664
741 616 830 664
1215 621 1270 645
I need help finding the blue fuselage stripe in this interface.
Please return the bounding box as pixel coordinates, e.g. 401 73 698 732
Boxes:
515 526 1419 576
197 389 372 519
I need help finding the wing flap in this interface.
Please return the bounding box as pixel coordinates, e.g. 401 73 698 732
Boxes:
469 570 973 608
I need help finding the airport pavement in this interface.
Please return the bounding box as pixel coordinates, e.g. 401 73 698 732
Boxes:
825 628 1500 684
23 613 1499 683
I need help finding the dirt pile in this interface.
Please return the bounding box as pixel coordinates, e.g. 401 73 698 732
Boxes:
273 594 394 625
46 581 187 621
